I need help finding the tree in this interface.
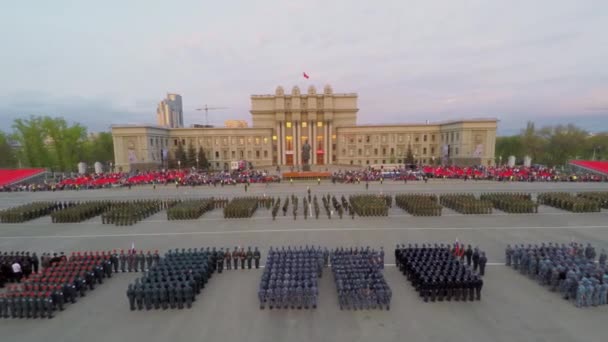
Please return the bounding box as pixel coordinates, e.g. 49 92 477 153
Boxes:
520 121 546 163
12 116 53 168
197 147 209 170
174 142 186 167
186 142 197 168
405 144 415 164
83 132 114 165
495 136 524 163
0 131 17 168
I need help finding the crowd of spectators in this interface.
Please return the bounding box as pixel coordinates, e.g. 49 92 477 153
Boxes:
0 169 280 192
331 165 606 183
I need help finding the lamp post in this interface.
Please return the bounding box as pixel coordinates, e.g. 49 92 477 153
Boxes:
109 162 113 173
499 155 503 166
431 156 435 165
177 160 181 170
196 157 199 170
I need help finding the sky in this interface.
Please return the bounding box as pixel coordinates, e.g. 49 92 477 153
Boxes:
0 0 607 136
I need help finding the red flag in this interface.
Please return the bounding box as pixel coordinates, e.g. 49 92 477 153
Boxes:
303 72 309 79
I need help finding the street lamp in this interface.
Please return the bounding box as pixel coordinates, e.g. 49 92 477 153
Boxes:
499 155 503 166
109 162 113 173
196 157 199 170
177 160 181 170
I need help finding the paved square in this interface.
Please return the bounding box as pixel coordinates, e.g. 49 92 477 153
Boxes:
1 181 608 342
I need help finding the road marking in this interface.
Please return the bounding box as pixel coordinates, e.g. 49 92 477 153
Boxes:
0 225 607 239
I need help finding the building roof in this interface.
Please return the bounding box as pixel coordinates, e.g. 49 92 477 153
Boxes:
338 118 498 129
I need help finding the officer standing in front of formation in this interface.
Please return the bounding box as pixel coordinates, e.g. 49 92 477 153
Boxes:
253 247 261 269
246 247 253 269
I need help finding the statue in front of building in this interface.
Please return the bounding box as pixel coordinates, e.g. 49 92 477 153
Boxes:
302 140 312 171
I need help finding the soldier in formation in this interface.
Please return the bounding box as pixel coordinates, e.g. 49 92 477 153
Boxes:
1 250 116 319
395 243 485 302
101 200 165 226
126 248 215 311
258 246 323 310
331 247 392 310
348 195 390 217
506 242 608 308
51 202 111 223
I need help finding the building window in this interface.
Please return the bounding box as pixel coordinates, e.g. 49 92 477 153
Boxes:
302 122 307 128
456 133 460 141
398 135 403 142
366 135 370 143
215 151 219 158
240 151 244 158
286 136 293 150
390 148 394 155
374 148 378 156
231 151 235 158
174 139 178 146
150 139 153 146
215 138 219 146
182 139 185 145
231 137 236 145
455 147 459 155
272 135 277 141
382 160 386 164
255 137 260 145
263 137 269 144
256 150 260 159
431 134 435 142
423 135 427 142
350 160 353 165
216 162 220 168
358 149 362 156
247 137 252 144
366 160 370 165
431 147 435 154
349 137 355 144
264 150 268 158
342 149 346 155
398 159 402 163
317 121 323 127
450 132 454 142
349 149 354 157
223 138 228 145
247 151 252 159
382 148 386 156
415 136 419 142
382 135 387 143
286 122 292 128
223 151 228 159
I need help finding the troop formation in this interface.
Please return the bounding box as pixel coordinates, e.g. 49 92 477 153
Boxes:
126 248 215 311
0 201 71 223
166 199 215 220
439 194 493 215
258 246 325 310
395 194 442 216
101 200 169 226
348 194 391 217
538 193 601 213
1 250 116 319
396 243 485 302
331 247 392 310
505 242 608 308
479 193 538 213
223 197 259 218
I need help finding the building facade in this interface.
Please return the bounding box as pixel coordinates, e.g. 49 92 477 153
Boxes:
156 93 184 128
112 85 497 171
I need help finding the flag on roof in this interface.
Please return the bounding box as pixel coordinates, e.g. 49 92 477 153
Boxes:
303 72 309 79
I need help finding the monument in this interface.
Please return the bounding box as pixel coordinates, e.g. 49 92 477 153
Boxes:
302 140 312 171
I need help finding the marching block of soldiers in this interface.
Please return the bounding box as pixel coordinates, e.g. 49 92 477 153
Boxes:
258 246 324 310
479 193 538 214
126 248 215 311
331 247 392 310
577 192 608 209
101 200 165 226
505 242 608 308
223 197 259 219
0 201 69 223
167 199 215 220
395 194 443 216
1 250 118 319
395 243 484 302
50 201 112 223
348 195 390 217
538 193 601 213
439 194 493 215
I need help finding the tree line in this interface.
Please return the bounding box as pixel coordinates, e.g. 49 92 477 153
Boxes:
0 115 114 172
496 121 608 166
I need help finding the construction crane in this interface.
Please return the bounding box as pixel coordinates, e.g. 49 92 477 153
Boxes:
195 105 229 126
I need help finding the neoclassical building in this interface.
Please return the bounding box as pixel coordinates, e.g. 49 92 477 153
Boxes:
112 85 497 171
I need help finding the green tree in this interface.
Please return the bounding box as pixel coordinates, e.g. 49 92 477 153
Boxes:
12 116 53 168
83 132 114 165
495 135 524 163
197 147 209 170
405 144 415 164
186 142 197 168
174 142 186 168
520 121 546 163
0 131 18 168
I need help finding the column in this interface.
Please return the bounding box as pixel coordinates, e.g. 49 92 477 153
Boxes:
280 121 285 165
275 121 281 165
295 121 300 166
328 121 333 165
312 121 317 165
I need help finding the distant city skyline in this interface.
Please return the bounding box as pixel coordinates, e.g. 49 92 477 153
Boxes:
0 0 606 136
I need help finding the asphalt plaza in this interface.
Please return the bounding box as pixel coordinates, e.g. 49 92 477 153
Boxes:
1 180 608 342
